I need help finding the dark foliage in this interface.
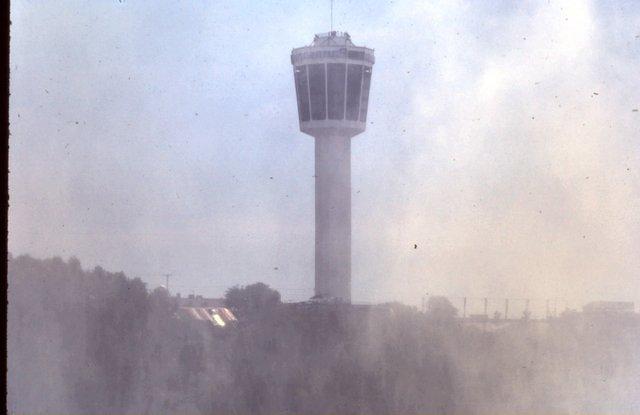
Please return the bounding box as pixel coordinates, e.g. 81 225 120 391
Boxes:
8 254 640 414
224 282 281 318
426 295 458 321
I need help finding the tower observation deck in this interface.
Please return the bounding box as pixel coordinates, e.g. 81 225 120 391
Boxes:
291 32 375 303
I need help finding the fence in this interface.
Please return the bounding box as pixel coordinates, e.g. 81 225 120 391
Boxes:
422 295 569 320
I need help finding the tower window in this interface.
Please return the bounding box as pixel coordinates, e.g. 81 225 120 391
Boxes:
359 66 372 122
308 64 327 120
293 65 310 122
345 64 363 121
327 63 346 120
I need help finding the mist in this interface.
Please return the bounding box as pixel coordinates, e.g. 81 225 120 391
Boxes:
7 0 640 413
9 0 639 306
8 255 640 414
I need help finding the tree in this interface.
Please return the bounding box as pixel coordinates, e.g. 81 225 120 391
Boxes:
224 282 281 317
425 296 458 321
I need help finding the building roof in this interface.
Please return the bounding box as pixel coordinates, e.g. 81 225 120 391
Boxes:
176 296 225 308
176 306 237 328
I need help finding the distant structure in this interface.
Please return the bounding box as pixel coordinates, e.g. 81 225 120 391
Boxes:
583 301 635 315
291 32 375 303
175 295 237 328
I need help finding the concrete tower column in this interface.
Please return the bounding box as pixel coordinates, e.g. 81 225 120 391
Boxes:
315 135 351 301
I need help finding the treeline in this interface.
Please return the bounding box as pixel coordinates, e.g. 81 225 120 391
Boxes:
7 254 640 414
7 254 206 414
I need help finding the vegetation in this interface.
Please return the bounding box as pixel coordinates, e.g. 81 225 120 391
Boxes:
7 254 640 414
425 295 458 321
224 282 281 318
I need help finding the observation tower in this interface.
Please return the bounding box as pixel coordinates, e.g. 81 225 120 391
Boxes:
291 31 375 303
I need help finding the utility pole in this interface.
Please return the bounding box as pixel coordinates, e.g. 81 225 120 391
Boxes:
546 299 550 319
164 273 172 293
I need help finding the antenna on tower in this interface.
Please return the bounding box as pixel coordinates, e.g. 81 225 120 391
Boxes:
330 0 333 32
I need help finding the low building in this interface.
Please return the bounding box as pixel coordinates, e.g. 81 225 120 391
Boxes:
176 305 237 328
176 294 226 308
583 301 635 315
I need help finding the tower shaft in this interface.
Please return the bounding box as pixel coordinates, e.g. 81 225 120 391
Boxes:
314 135 351 301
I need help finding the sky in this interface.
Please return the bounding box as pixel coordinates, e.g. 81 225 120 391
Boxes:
9 0 640 313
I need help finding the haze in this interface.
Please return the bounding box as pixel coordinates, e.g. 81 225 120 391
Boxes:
8 0 640 308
